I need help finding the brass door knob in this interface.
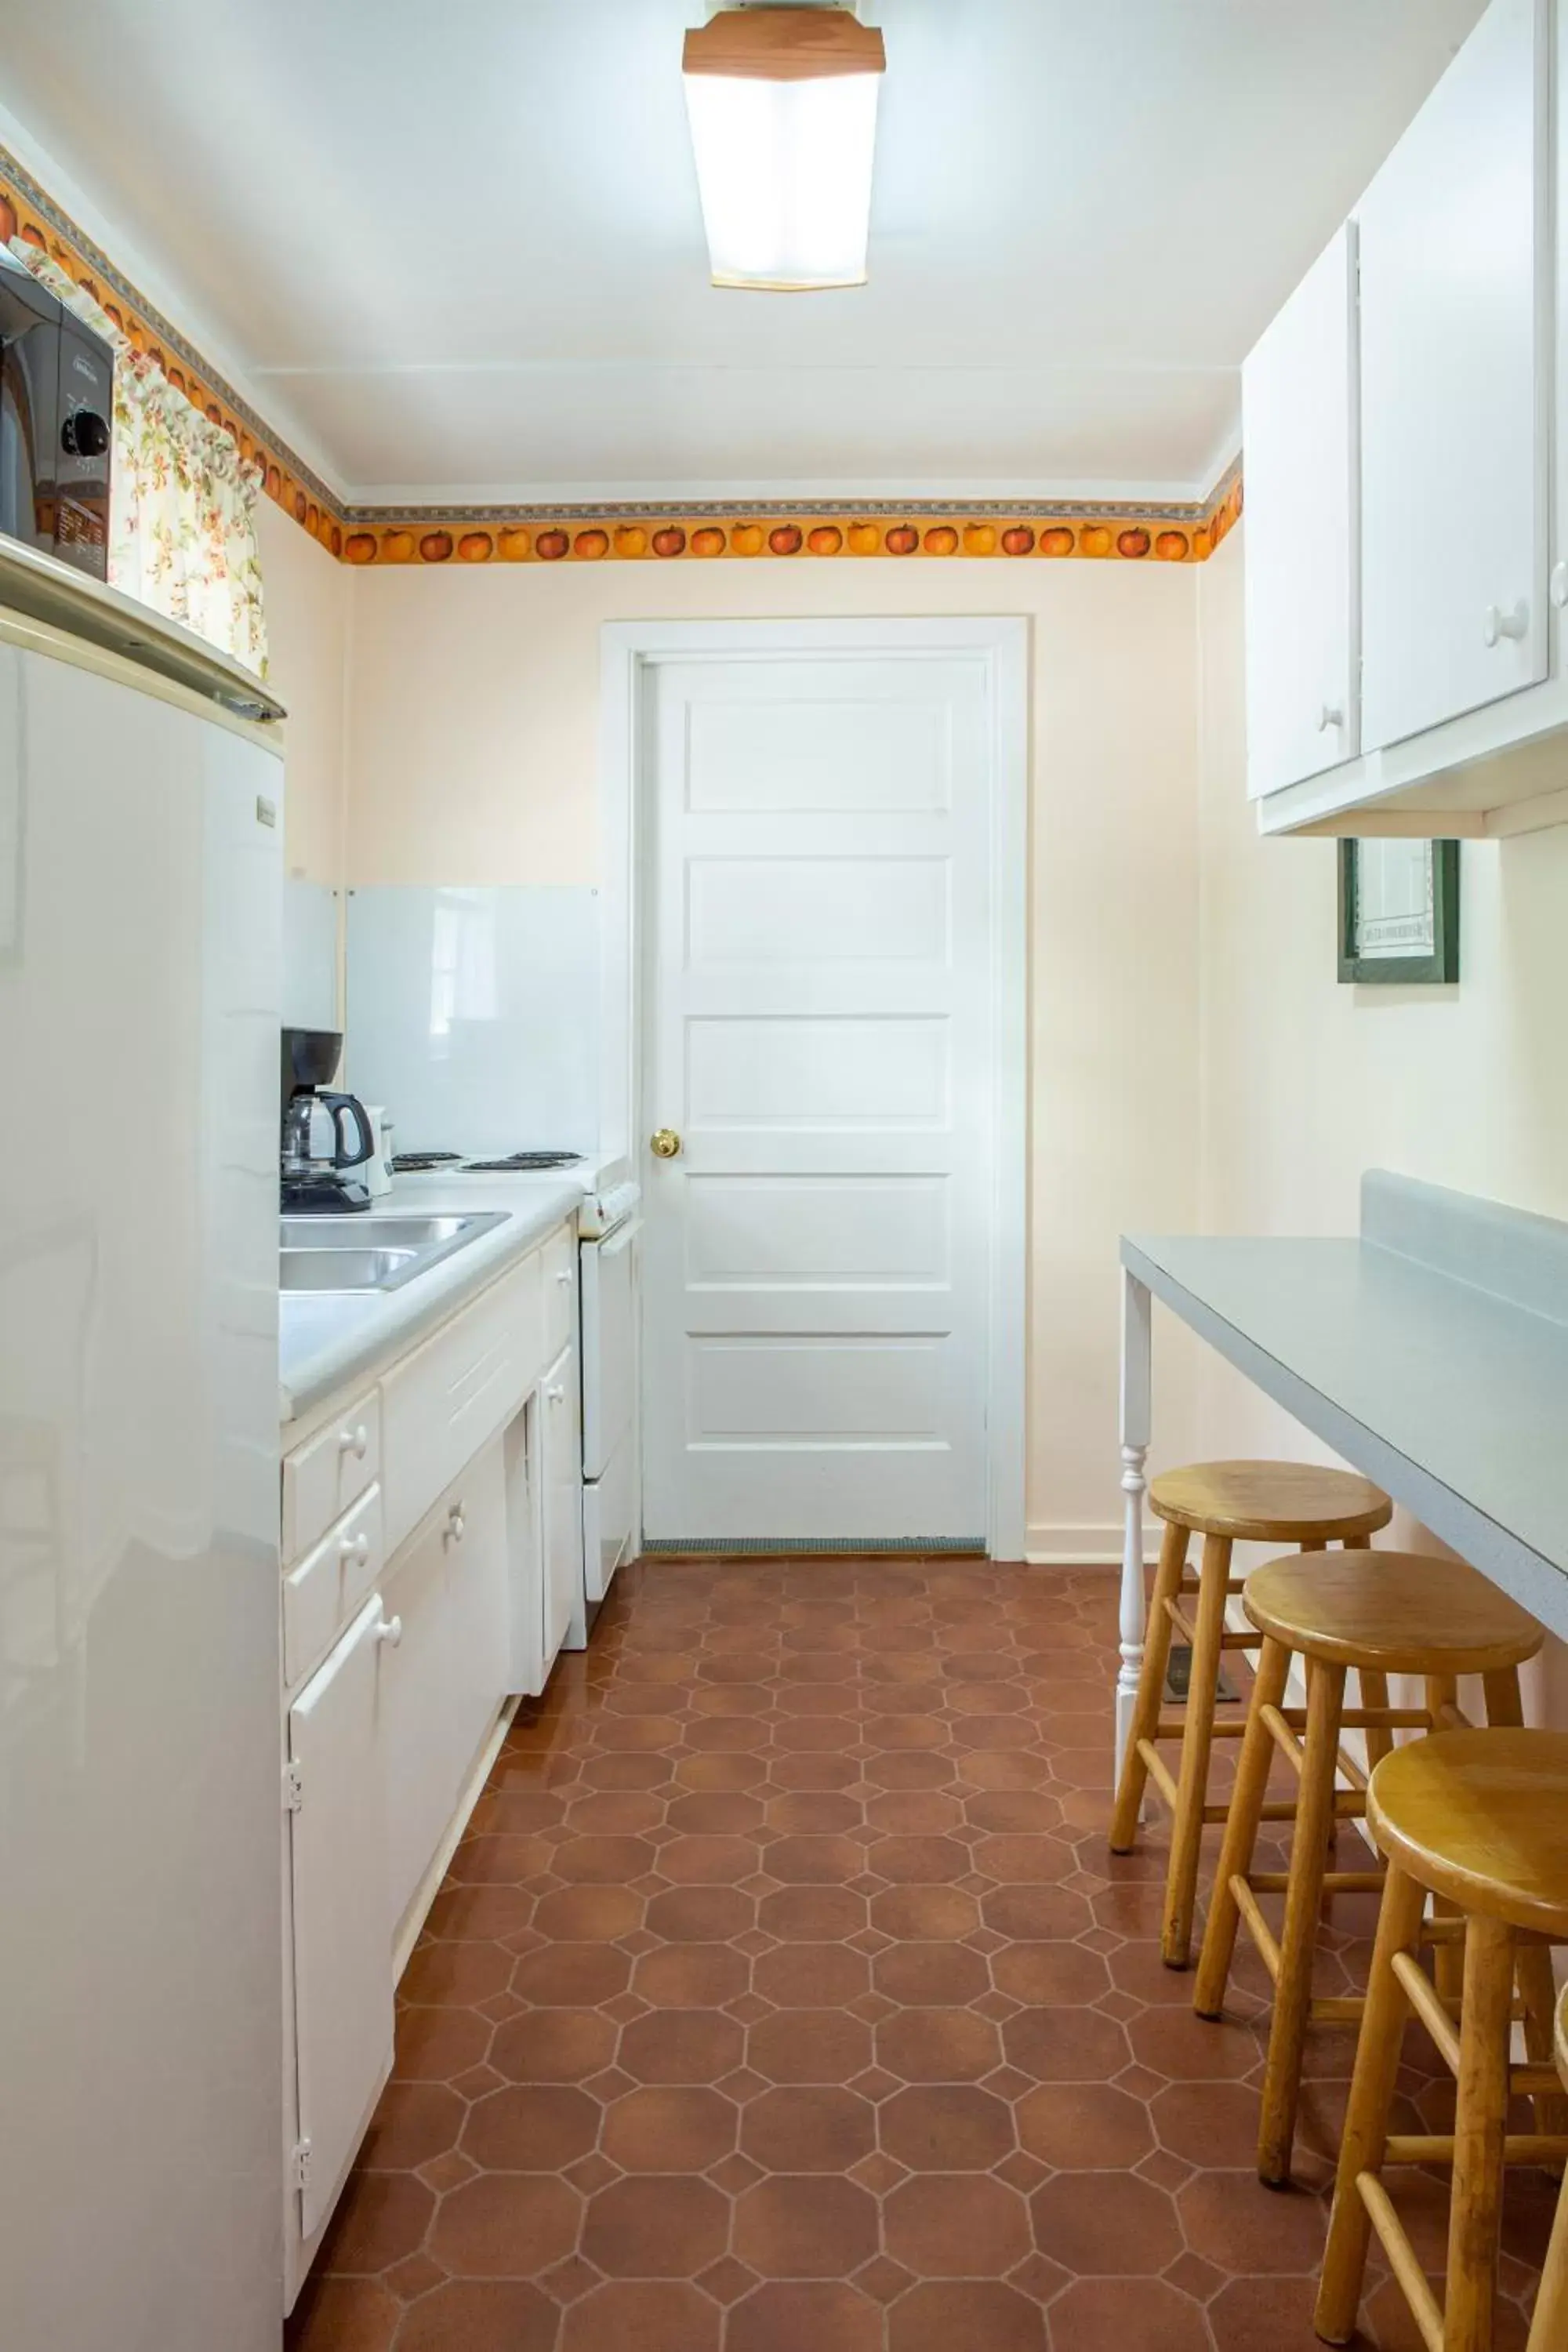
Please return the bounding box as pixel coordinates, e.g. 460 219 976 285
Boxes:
650 1128 682 1159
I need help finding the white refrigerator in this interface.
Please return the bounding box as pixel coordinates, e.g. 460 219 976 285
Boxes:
0 551 286 2350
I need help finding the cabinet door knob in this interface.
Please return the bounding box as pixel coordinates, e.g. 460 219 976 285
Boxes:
1552 561 1568 611
1317 704 1344 733
555 1269 574 1287
1483 599 1529 647
650 1129 681 1160
546 1382 566 1403
444 1510 466 1547
375 1614 403 1647
339 1531 371 1563
339 1424 368 1460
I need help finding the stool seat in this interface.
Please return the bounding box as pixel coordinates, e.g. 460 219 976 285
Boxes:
1368 1728 1568 1943
1149 1459 1391 1542
1243 1551 1543 1677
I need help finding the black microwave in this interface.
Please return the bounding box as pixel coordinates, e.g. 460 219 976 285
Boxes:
0 255 112 580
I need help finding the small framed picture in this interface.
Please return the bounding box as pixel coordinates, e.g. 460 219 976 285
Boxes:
1338 838 1459 985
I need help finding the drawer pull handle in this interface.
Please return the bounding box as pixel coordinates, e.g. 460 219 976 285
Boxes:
546 1382 566 1403
1316 703 1344 733
444 1512 466 1548
339 1424 369 1461
555 1270 574 1287
375 1614 403 1647
339 1532 371 1563
1483 599 1529 648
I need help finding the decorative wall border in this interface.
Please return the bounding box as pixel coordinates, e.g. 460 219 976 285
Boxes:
1 143 1243 568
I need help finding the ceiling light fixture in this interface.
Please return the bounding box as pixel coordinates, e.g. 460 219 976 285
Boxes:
682 4 886 292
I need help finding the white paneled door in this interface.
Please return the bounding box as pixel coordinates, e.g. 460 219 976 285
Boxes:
638 643 1012 1549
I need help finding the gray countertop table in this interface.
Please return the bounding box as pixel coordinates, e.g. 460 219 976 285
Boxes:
1115 1171 1568 1773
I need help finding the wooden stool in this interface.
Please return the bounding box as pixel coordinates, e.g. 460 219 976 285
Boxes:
1192 1551 1544 2185
1527 1985 1568 2350
1108 1459 1391 1968
1316 1729 1568 2351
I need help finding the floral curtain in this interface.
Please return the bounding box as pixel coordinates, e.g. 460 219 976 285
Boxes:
9 241 268 677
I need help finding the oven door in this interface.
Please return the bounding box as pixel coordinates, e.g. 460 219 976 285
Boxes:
0 278 58 556
580 1214 640 1483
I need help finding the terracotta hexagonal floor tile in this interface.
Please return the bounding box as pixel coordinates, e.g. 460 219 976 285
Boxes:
1031 2170 1181 2276
580 2174 730 2278
512 1943 633 2008
633 1944 750 2009
316 2171 434 2274
399 1939 516 2008
359 2082 466 2172
870 1940 990 2007
990 1940 1109 2007
875 2007 1001 2085
1000 2007 1129 2085
619 2009 745 2085
461 2084 601 2172
1175 2172 1337 2275
284 2275 401 2352
740 2085 877 2172
727 2281 885 2352
394 2280 561 2352
886 2279 1048 2352
644 1887 755 1944
884 2174 1032 2276
749 2009 873 2085
1015 2082 1154 2171
1149 2079 1269 2169
1045 2278 1210 2352
560 2281 722 2352
490 2009 619 2085
879 2083 1014 2172
601 2085 737 2172
532 1886 644 1944
428 2172 580 2278
733 2176 880 2277
868 1886 979 1941
752 1941 869 2009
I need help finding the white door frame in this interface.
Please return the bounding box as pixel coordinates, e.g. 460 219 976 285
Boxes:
598 616 1029 1562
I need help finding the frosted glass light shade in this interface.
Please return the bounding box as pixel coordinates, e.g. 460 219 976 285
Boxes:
683 64 881 290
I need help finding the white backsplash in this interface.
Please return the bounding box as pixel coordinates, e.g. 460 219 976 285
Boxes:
344 884 600 1156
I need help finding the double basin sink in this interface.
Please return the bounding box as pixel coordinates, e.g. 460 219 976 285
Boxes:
280 1212 508 1294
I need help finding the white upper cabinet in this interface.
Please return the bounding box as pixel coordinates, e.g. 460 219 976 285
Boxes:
1357 0 1548 753
1243 225 1359 798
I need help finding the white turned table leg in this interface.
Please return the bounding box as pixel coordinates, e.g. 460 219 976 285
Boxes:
1116 1270 1152 1788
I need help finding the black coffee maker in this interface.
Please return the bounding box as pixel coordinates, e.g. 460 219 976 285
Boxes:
280 1027 376 1213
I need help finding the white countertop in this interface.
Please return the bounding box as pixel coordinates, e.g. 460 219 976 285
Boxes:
279 1171 592 1425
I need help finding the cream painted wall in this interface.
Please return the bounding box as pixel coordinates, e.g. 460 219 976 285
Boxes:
1196 523 1568 1719
258 499 350 884
341 557 1208 1555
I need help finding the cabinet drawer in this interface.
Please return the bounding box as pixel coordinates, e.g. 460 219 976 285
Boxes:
282 1389 380 1563
381 1251 543 1555
543 1225 575 1361
284 1483 385 1689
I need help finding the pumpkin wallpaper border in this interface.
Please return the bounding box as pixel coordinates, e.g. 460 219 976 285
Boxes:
0 147 1242 570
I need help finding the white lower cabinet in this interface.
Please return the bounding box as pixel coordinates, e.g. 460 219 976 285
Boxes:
543 1340 583 1666
381 1438 507 1935
288 1595 395 2241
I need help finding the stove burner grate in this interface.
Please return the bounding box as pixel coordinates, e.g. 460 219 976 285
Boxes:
390 1151 463 1173
463 1151 584 1172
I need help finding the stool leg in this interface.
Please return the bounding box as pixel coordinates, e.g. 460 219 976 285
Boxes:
1479 1666 1568 2147
1359 1667 1394 1774
1316 1862 1427 2345
1258 1654 1347 2187
1447 1911 1515 2351
1427 1672 1467 2010
1109 1516 1187 1854
1161 1531 1231 1969
1193 1632 1290 2020
1528 2167 1568 2352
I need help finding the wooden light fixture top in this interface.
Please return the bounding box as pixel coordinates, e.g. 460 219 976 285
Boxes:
684 7 887 81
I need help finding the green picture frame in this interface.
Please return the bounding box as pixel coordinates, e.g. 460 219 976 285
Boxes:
1338 838 1460 985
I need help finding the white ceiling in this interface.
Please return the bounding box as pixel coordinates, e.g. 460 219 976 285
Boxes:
0 0 1484 503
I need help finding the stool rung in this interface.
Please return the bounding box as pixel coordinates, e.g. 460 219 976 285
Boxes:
1392 1951 1461 2077
1385 2132 1568 2168
1356 2176 1443 2352
1135 1740 1179 1812
1152 1716 1250 1740
1231 1877 1281 1980
1160 1596 1258 1650
1249 1871 1385 1895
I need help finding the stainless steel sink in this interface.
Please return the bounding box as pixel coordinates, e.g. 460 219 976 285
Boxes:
279 1210 508 1294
